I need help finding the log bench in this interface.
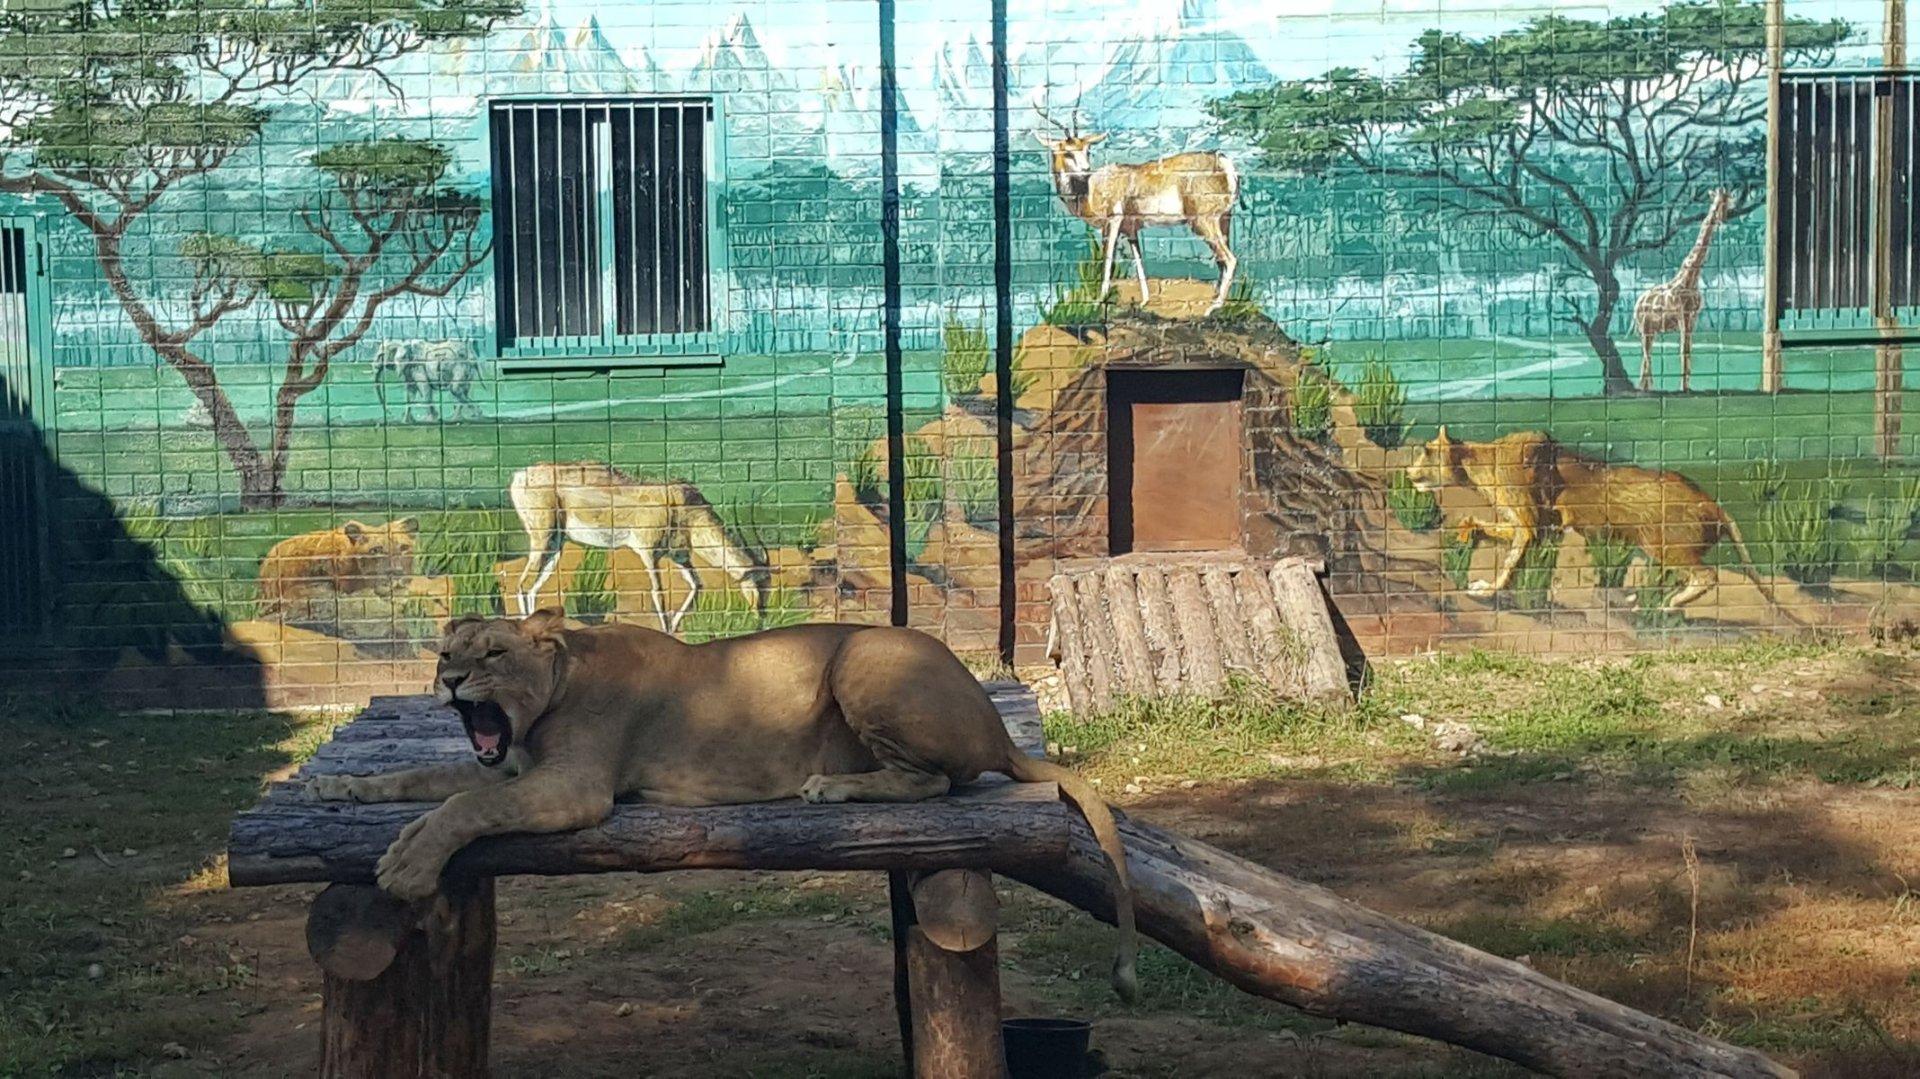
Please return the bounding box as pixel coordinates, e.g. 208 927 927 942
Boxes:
229 687 1794 1079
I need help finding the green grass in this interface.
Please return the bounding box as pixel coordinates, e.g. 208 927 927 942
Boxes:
614 884 861 953
1211 276 1265 324
1350 355 1410 449
1851 477 1920 574
940 313 992 400
1289 357 1334 443
1038 237 1114 330
1508 534 1561 611
567 547 616 623
1386 469 1441 532
415 507 518 618
1762 480 1841 585
0 696 332 1076
1584 533 1637 590
1442 533 1475 590
946 437 998 526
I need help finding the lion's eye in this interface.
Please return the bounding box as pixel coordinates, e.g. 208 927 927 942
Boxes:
438 651 451 661
485 648 507 659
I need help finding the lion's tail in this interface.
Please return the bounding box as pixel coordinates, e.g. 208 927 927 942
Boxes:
1002 754 1139 1002
1722 514 1800 624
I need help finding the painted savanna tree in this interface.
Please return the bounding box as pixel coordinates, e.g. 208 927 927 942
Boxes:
1209 1 1848 394
0 0 516 506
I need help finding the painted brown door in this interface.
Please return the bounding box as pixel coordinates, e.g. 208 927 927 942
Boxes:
1109 369 1244 554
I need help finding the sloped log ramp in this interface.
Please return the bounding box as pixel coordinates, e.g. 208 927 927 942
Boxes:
229 691 1788 1078
1048 555 1350 714
1012 819 1790 1079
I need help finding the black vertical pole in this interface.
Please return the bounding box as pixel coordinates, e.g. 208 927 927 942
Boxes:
992 0 1016 665
879 0 908 627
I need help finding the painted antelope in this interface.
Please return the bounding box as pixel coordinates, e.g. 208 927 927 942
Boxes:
508 461 767 635
1033 104 1240 313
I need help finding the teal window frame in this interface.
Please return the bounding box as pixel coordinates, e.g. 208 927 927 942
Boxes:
486 96 730 372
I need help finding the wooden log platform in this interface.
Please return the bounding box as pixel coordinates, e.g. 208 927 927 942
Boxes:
227 686 1791 1079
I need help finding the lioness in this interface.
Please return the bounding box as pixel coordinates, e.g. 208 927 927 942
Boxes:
309 612 1139 997
1408 427 1777 612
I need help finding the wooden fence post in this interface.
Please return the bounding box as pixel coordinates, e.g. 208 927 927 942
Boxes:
893 868 1007 1079
307 878 496 1079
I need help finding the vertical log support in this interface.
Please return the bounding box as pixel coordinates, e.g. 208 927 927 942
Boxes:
1761 0 1785 394
307 879 496 1079
891 868 1008 1079
1875 0 1907 459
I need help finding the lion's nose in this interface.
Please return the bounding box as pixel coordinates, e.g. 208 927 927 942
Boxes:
442 673 467 693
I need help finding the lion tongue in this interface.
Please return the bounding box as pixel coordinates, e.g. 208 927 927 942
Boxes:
472 729 502 754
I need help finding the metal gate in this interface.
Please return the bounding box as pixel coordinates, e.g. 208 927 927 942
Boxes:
0 217 52 635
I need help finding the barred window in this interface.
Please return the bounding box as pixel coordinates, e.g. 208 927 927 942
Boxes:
1774 74 1918 332
489 98 714 356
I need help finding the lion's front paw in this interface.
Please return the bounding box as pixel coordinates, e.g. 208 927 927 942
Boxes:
307 775 364 803
1467 579 1495 597
799 774 852 804
375 816 449 900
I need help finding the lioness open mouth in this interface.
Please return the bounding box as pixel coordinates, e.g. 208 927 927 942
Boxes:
452 699 512 766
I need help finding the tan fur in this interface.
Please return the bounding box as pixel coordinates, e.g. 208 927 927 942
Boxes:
1408 428 1778 613
256 517 419 618
509 461 765 633
1035 108 1238 313
307 614 1141 1000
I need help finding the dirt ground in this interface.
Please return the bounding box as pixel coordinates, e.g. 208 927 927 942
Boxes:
4 642 1919 1077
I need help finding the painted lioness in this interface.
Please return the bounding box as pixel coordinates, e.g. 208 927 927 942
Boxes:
308 612 1139 997
256 517 419 619
1408 427 1777 612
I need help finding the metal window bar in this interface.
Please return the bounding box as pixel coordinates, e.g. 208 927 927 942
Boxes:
1777 73 1920 332
489 98 714 357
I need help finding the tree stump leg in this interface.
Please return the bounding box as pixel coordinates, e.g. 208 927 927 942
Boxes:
894 868 1006 1079
308 878 496 1079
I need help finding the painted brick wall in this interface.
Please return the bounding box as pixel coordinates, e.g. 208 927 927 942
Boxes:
0 0 1913 706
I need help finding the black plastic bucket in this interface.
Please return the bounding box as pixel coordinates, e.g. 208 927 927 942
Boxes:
1002 1016 1092 1078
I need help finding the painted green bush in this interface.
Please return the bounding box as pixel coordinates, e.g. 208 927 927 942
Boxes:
1509 535 1561 612
1386 469 1441 532
1633 567 1688 630
1351 357 1409 449
1583 532 1637 590
1763 480 1840 585
416 509 516 618
1040 238 1114 330
941 314 992 400
947 439 999 525
1852 478 1920 573
1442 533 1475 591
1289 360 1333 443
1213 276 1265 323
567 547 617 623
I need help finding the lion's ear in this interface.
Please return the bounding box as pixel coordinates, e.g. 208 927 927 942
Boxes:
395 516 420 536
519 608 567 643
342 520 367 542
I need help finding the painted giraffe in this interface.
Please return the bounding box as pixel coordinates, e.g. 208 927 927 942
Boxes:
1632 190 1733 393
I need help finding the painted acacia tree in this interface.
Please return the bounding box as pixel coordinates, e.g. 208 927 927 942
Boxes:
1208 1 1847 394
0 0 514 506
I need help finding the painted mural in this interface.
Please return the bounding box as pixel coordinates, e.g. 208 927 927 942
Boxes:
0 0 1912 705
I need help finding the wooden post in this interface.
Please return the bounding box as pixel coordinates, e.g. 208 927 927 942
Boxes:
1875 0 1907 459
308 879 496 1079
894 868 1007 1079
1762 0 1786 393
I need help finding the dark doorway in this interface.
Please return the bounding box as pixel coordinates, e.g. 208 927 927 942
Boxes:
1108 369 1245 555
